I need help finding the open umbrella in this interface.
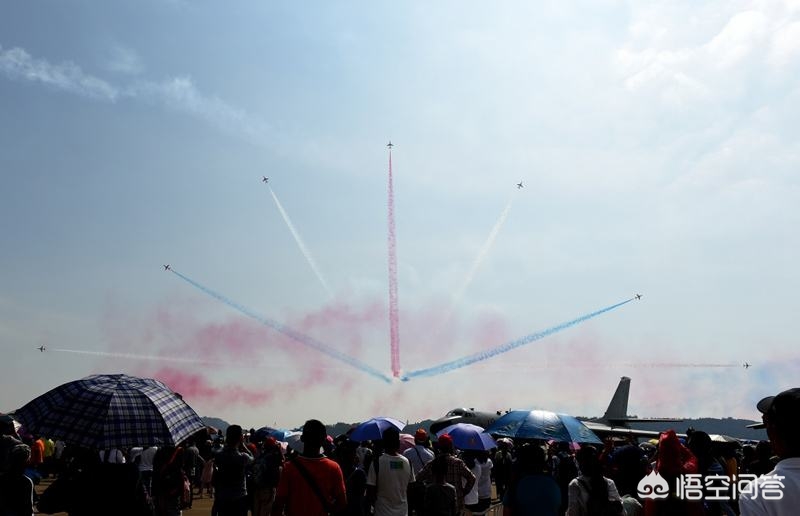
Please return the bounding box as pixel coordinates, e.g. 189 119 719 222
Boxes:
486 410 602 444
254 427 295 442
436 423 496 451
14 374 205 448
349 417 405 442
398 433 416 452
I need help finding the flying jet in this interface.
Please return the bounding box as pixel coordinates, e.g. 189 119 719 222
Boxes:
387 141 394 149
37 346 46 352
163 264 171 271
262 176 269 183
635 294 642 300
430 376 683 439
743 362 751 369
517 182 524 189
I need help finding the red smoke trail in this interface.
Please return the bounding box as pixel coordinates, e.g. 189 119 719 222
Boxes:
387 145 400 377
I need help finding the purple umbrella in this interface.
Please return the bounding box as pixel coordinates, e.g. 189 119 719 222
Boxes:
436 423 497 451
349 417 404 442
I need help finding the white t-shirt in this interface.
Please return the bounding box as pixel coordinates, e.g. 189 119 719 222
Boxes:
367 453 415 516
478 459 493 499
464 463 481 505
740 457 800 516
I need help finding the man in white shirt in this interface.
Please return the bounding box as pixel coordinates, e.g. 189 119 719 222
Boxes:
367 427 415 516
740 388 800 516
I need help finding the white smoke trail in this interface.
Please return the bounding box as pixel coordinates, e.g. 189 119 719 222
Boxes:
50 348 213 364
440 193 516 328
268 187 333 298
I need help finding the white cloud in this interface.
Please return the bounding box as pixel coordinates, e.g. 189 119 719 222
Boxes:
0 44 118 100
106 46 144 75
615 3 799 105
0 44 270 145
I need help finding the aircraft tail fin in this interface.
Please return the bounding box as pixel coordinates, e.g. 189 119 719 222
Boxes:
601 376 631 422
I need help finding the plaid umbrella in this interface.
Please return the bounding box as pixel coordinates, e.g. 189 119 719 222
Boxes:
14 374 205 448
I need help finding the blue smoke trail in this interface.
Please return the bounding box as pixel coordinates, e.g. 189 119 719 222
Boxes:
403 298 634 380
170 269 392 383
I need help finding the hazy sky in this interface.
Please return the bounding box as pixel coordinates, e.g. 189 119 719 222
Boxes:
2 1 799 431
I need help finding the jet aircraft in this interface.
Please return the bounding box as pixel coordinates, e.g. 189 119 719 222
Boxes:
387 141 394 149
635 294 642 300
37 346 46 352
430 376 683 439
262 176 269 183
163 264 171 271
743 362 751 369
517 182 524 189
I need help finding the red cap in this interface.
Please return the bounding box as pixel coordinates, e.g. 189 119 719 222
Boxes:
414 428 428 442
438 434 453 449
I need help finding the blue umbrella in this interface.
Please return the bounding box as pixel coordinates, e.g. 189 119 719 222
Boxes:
349 417 405 442
14 374 205 449
435 423 496 451
486 410 602 444
254 427 295 442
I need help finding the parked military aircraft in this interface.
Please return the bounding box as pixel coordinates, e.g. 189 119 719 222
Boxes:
430 376 683 439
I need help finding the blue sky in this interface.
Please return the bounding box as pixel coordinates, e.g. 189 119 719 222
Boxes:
1 1 799 430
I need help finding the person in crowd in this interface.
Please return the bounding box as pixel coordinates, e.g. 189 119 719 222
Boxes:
251 437 283 516
740 387 800 516
200 455 215 499
182 438 202 509
502 443 561 516
463 450 492 515
644 430 703 516
213 424 254 516
333 437 366 516
746 441 775 477
403 428 434 515
566 446 623 516
366 427 414 516
272 419 346 516
686 430 733 516
99 447 126 464
416 434 475 515
138 445 159 498
553 442 579 515
422 455 458 516
152 444 189 516
0 443 34 516
494 440 514 501
0 415 22 475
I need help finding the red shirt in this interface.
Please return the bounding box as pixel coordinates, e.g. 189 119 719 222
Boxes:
29 439 45 466
275 456 346 516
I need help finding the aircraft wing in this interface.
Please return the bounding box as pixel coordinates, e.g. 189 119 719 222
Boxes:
584 422 684 439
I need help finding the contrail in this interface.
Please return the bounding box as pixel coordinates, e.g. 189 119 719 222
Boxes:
387 145 400 378
440 192 516 328
50 347 376 371
268 186 333 298
465 362 740 372
50 348 212 364
403 297 635 380
169 268 392 383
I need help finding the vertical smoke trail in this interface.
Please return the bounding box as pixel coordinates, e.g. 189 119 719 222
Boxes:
169 269 392 383
268 186 333 298
403 297 635 380
387 146 400 378
440 193 516 328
